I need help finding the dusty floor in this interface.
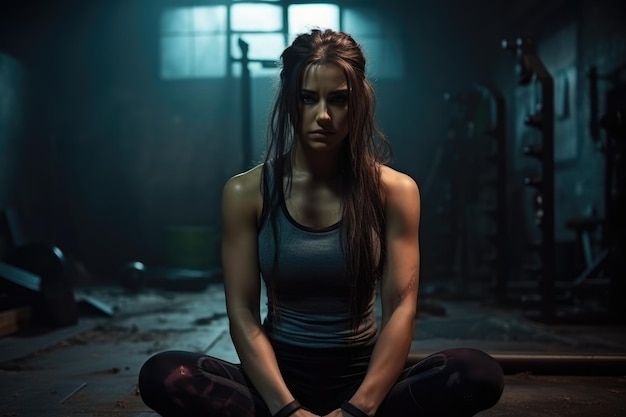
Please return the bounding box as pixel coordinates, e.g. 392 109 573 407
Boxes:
0 282 625 417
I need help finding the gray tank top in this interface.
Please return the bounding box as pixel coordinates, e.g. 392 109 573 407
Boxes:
258 181 377 348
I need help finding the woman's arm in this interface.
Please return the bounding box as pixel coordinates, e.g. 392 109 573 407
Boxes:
344 168 421 416
222 170 317 416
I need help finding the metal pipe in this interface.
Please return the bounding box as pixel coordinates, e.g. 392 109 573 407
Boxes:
407 352 626 376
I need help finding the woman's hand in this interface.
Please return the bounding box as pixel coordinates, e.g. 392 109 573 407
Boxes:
296 408 323 417
321 408 344 417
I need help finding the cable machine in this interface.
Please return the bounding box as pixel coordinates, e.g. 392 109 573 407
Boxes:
502 37 556 322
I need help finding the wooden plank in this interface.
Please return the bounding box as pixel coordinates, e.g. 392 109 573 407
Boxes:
0 305 32 337
0 318 98 362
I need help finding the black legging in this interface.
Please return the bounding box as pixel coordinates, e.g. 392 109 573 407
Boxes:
138 346 504 417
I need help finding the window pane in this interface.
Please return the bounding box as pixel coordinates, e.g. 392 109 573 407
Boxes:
161 7 190 34
342 8 382 36
231 34 285 60
232 61 280 77
193 6 227 33
288 4 339 36
194 35 227 77
231 3 282 31
161 36 191 79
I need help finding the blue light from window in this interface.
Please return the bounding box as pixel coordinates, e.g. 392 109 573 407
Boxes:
231 33 285 61
231 3 283 31
194 34 228 77
161 7 190 34
160 6 228 79
288 4 340 37
193 6 227 33
161 36 191 78
159 3 403 80
231 33 283 77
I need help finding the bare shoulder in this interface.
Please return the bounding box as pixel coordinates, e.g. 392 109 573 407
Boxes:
223 164 263 196
222 164 264 217
379 164 421 232
379 164 420 203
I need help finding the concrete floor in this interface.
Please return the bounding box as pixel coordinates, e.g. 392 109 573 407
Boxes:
1 282 625 417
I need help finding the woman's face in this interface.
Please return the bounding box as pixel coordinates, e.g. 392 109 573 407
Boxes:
297 63 350 153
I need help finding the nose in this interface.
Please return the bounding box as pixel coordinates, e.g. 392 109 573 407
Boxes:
315 101 331 123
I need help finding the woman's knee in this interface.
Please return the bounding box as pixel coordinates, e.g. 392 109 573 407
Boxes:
139 351 169 383
138 350 196 395
458 348 503 384
380 348 503 416
448 348 504 407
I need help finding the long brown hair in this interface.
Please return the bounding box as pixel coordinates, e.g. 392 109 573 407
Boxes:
262 28 391 328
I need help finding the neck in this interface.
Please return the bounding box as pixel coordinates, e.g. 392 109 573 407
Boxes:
291 143 343 182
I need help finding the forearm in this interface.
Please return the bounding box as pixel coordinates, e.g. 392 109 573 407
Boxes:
348 305 415 415
229 312 296 414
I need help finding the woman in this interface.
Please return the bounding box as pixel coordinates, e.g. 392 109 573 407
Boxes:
138 28 504 417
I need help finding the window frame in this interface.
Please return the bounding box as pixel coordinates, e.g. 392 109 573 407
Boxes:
158 1 401 80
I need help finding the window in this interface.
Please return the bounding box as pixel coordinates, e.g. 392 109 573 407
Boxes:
230 2 284 77
288 3 340 38
231 2 282 32
159 1 402 80
160 6 228 79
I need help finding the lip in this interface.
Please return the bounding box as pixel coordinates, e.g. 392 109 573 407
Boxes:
310 129 333 136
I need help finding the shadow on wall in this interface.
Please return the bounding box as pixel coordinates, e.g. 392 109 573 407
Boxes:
0 53 26 215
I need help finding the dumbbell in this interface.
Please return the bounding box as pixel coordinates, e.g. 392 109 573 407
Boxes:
118 261 147 292
2 242 78 327
118 261 221 292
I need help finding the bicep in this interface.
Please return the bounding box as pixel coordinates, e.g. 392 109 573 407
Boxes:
381 176 421 326
221 178 262 323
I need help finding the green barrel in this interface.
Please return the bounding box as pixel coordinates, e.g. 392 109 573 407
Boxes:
164 226 219 270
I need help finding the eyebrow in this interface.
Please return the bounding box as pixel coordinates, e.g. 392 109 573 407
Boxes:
300 89 349 96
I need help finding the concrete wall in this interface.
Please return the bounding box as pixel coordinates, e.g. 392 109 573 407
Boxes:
0 53 25 215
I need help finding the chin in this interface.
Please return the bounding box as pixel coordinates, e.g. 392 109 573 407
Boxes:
307 140 343 152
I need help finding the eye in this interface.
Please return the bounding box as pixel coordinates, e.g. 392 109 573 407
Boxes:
329 94 348 105
300 93 317 105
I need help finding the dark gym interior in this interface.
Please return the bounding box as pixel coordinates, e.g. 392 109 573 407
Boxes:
0 0 625 416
